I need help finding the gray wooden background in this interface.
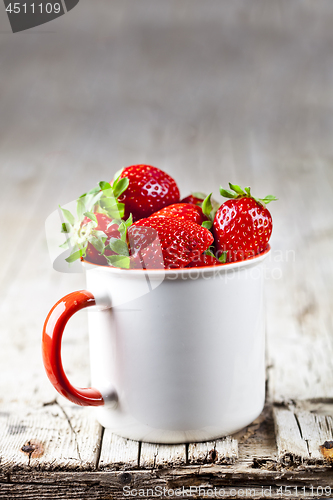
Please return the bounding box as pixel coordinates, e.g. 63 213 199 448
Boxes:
0 0 333 476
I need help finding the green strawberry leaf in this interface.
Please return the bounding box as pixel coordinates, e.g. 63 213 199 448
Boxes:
115 202 125 219
100 197 118 209
211 199 221 220
65 249 82 263
61 222 71 233
109 237 129 256
88 235 105 254
258 195 278 204
107 218 121 228
220 183 277 207
77 198 86 220
125 214 133 227
105 254 130 269
202 220 213 230
219 187 237 199
94 230 107 240
218 252 227 263
113 177 129 198
60 206 75 225
83 212 98 224
229 183 245 196
204 249 215 258
113 168 124 183
99 181 112 191
99 196 124 218
102 206 123 219
79 191 103 213
116 215 132 242
85 186 101 196
89 190 103 209
202 193 213 218
118 221 127 241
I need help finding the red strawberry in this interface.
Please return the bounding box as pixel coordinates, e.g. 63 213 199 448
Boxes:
82 213 120 265
180 193 205 206
117 165 180 222
130 217 214 269
150 203 208 225
213 184 277 263
185 252 221 268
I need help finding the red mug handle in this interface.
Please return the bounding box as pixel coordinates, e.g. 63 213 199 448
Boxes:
42 290 104 406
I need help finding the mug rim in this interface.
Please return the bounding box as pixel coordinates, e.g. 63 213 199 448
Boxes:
82 245 271 277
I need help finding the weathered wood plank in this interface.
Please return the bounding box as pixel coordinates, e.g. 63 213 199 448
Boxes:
236 406 278 468
98 430 139 470
188 436 238 465
265 157 333 404
139 442 186 469
295 410 333 463
0 405 102 471
4 466 333 500
273 407 310 464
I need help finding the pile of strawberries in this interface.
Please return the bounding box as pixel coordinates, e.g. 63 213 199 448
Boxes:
60 165 277 270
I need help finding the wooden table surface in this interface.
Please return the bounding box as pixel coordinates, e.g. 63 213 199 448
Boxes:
1 1 333 498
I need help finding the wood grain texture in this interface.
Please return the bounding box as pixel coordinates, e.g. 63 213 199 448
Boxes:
188 437 238 465
273 407 310 464
98 431 139 470
3 467 333 500
273 404 333 465
0 405 102 471
140 442 186 469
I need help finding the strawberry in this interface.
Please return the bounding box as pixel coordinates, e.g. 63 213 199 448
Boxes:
60 210 121 266
213 184 277 263
82 213 120 265
60 179 131 266
180 193 206 206
150 203 209 225
185 252 221 268
116 165 180 221
130 216 214 269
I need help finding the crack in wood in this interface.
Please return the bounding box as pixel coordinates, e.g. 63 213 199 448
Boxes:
294 413 311 458
43 399 83 463
94 426 104 470
137 441 142 469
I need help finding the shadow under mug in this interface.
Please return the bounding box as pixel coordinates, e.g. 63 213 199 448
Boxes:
42 247 270 444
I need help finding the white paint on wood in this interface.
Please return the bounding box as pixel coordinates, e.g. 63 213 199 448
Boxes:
295 410 333 462
273 407 309 463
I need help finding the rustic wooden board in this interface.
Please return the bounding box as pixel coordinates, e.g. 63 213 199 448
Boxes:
265 160 333 404
188 437 238 465
98 430 139 470
0 405 102 471
140 442 186 469
273 404 333 465
4 466 333 500
295 410 333 462
273 407 310 464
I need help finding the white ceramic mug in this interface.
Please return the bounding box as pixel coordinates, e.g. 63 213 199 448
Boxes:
42 247 270 444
